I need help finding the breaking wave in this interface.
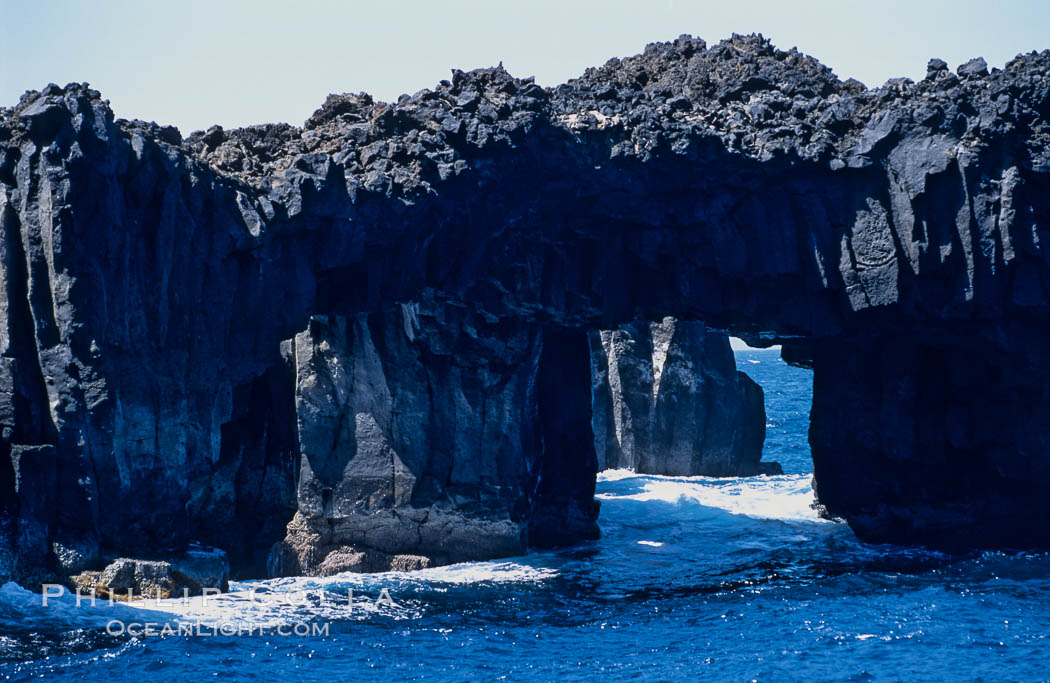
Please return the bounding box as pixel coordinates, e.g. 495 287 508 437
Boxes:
597 470 826 523
0 558 558 638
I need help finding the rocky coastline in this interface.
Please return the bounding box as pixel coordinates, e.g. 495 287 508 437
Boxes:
2 34 1050 590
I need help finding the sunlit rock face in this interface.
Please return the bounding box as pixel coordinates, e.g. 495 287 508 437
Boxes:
269 299 536 575
590 319 776 476
2 33 1050 585
268 296 597 576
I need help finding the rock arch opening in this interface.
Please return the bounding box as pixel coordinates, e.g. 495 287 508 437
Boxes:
727 336 815 480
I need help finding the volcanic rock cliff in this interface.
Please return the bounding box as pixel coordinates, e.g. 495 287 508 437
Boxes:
2 34 1050 586
268 295 598 577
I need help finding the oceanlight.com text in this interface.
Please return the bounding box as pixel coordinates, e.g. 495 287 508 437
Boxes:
104 620 331 637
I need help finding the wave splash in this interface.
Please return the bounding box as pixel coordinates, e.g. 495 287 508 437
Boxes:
597 470 827 523
0 559 558 637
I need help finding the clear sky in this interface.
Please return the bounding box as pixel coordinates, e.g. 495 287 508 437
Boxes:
3 0 1048 134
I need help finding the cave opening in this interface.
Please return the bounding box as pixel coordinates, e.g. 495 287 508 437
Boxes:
256 309 824 581
206 360 300 579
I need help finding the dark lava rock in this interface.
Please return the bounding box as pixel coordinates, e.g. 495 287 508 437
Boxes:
266 295 596 576
1 35 1050 587
590 319 778 476
267 300 536 574
926 58 950 76
958 57 989 79
70 547 230 599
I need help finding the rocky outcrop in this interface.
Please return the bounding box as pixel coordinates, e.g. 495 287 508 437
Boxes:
590 319 777 476
269 301 533 574
266 295 597 576
70 547 230 599
1 34 1050 586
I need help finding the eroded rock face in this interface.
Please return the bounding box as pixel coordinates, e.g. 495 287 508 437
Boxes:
267 296 597 576
70 548 229 600
1 34 1049 585
590 319 777 476
269 300 534 574
809 323 1050 548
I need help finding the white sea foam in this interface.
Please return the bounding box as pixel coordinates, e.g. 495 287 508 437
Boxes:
251 560 557 593
0 581 176 628
0 579 407 631
0 559 557 632
598 468 641 482
391 560 557 585
150 560 553 624
3 469 824 635
597 471 827 523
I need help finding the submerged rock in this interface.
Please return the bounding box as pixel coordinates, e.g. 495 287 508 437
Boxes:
591 319 778 476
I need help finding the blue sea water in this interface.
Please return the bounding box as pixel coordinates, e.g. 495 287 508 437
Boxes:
4 349 1050 681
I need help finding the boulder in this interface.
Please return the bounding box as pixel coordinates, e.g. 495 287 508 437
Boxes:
71 549 230 600
957 57 989 78
591 319 778 476
926 57 949 76
312 546 432 576
316 547 369 575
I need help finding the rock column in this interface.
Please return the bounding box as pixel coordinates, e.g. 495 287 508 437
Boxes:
590 319 776 476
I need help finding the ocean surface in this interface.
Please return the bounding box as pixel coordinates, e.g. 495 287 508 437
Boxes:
4 349 1050 681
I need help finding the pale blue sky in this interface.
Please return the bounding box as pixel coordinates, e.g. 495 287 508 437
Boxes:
3 1 1048 134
